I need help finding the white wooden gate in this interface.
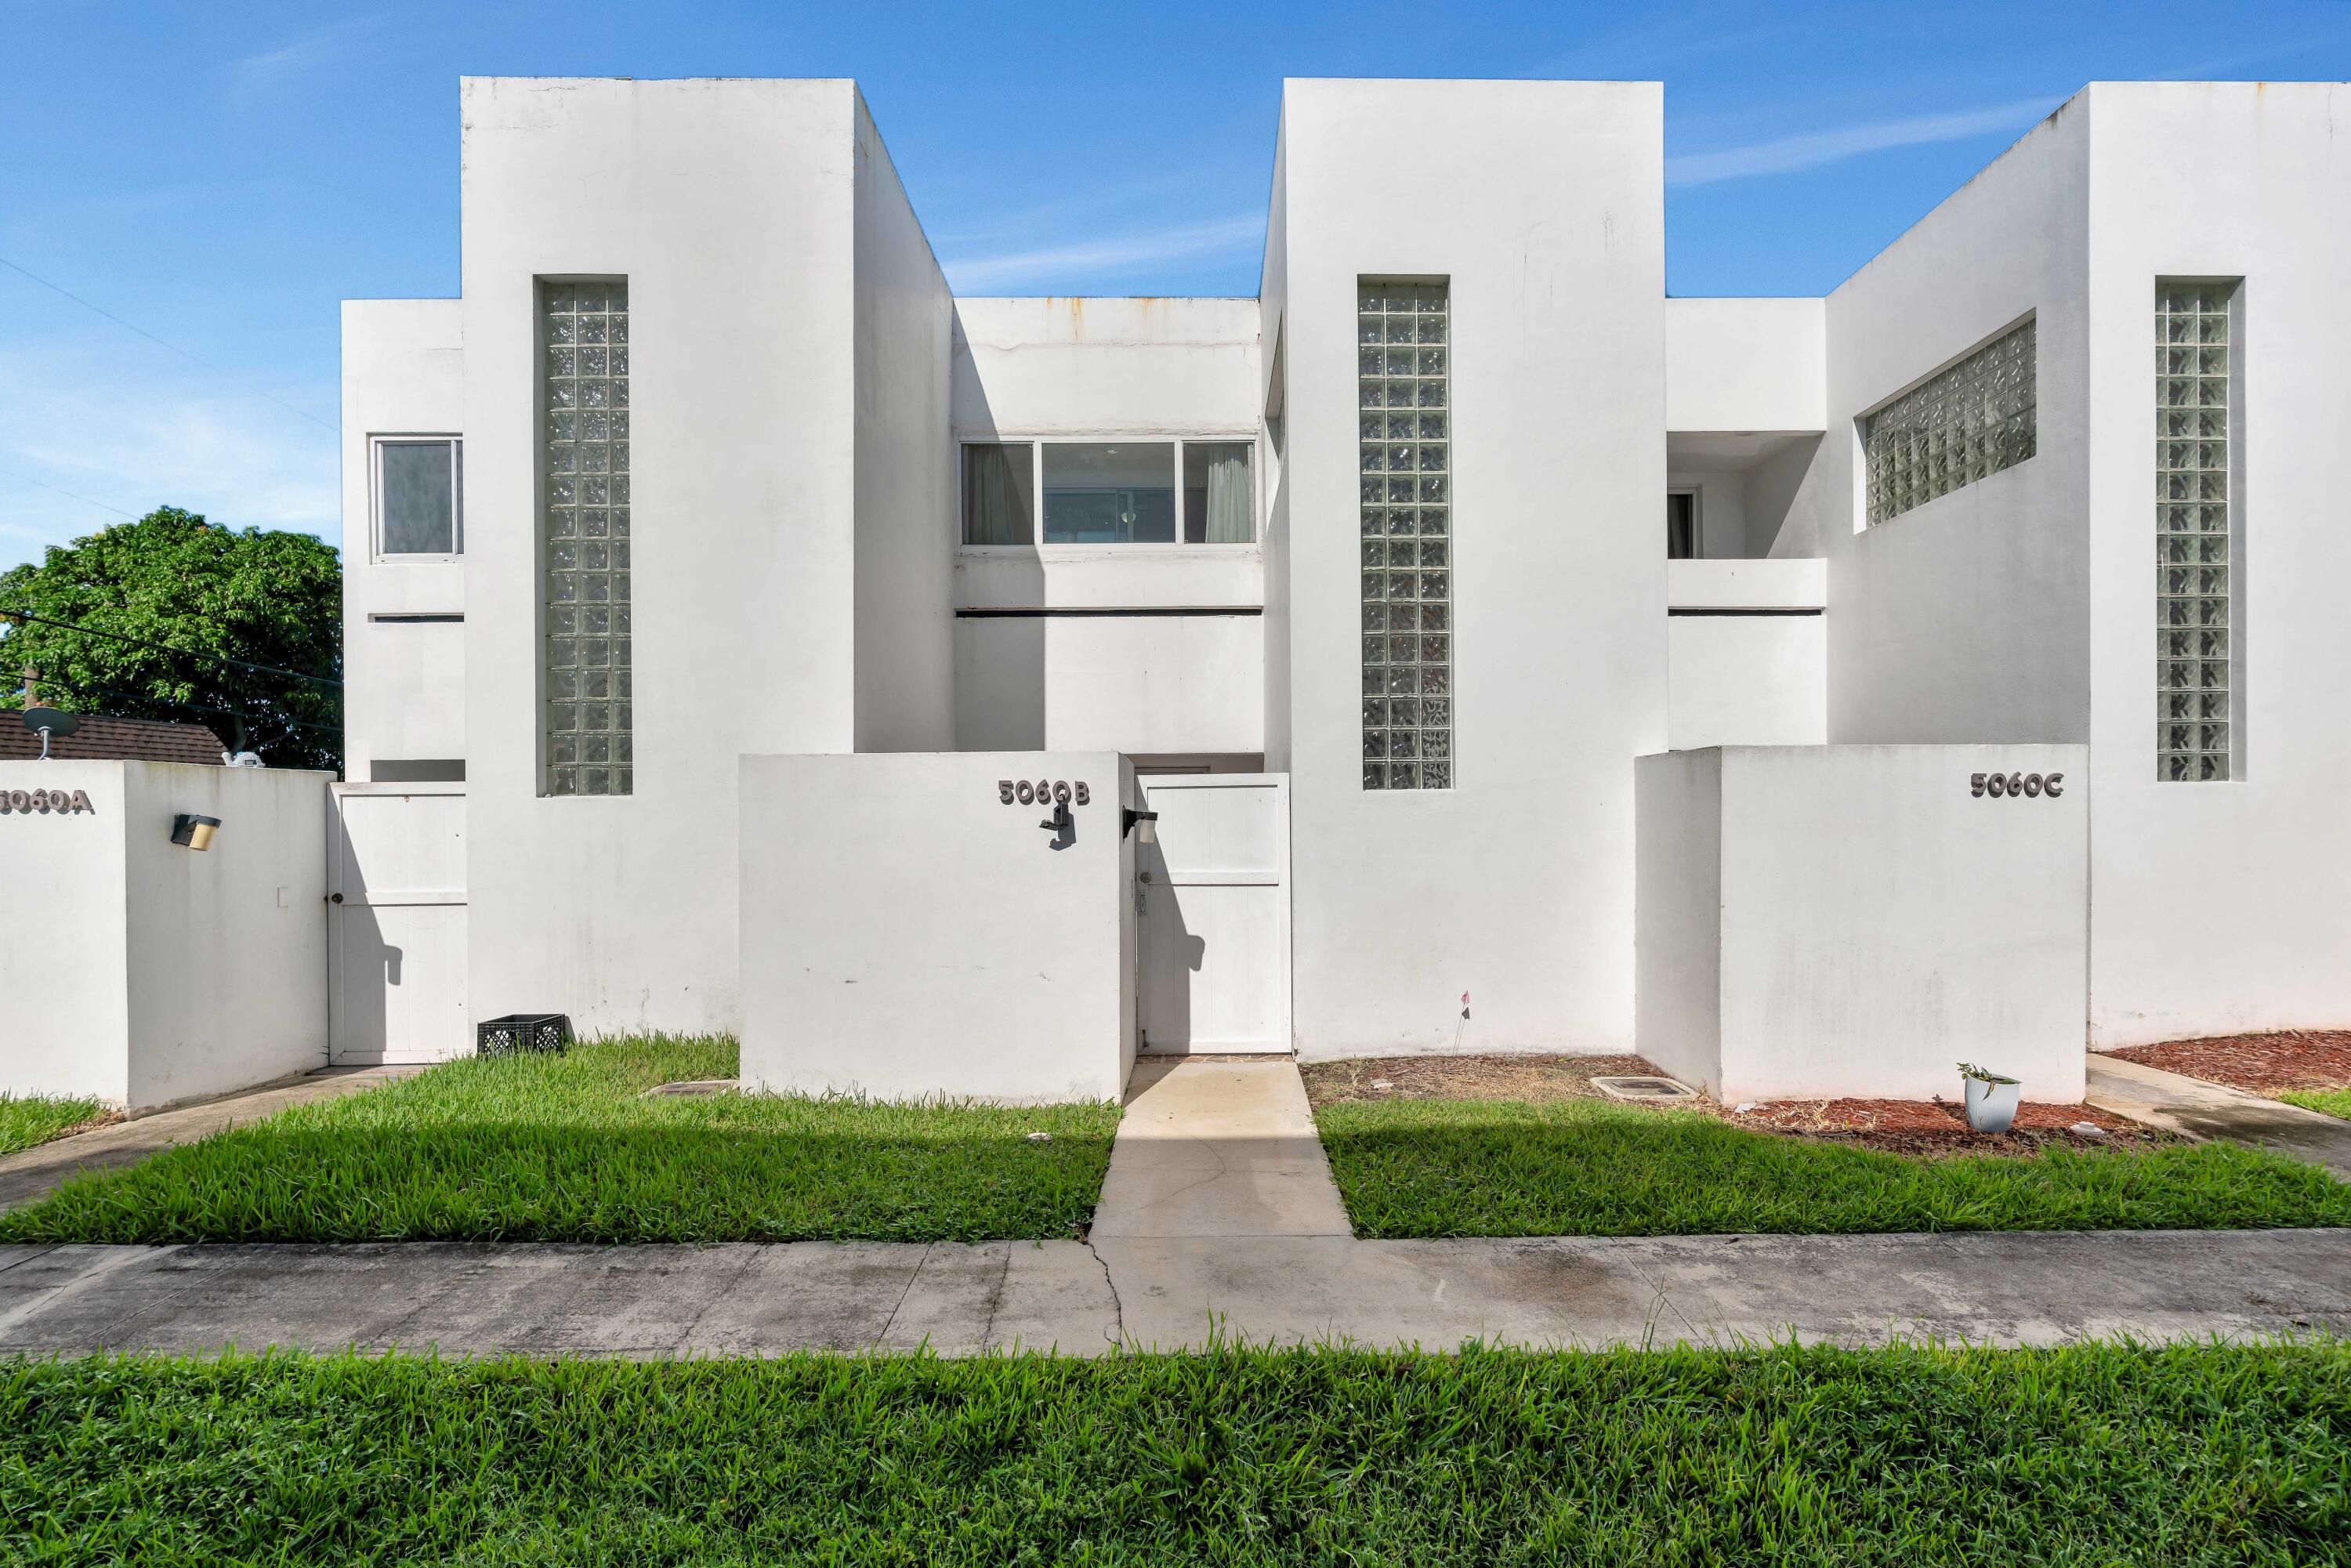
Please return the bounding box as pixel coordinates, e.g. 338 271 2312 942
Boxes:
1138 773 1291 1055
328 782 469 1063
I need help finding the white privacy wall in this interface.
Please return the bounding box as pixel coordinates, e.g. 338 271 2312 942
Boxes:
1269 79 1668 1056
0 764 131 1103
341 299 466 782
1823 97 2092 747
949 298 1265 759
1665 560 1827 751
0 762 328 1111
1638 746 2088 1103
459 78 947 1037
2080 84 2351 1046
852 92 956 753
738 752 1135 1103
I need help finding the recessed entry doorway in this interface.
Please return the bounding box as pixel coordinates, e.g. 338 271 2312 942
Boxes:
1136 772 1292 1056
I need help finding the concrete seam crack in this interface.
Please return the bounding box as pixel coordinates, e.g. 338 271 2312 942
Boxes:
876 1243 932 1349
1082 1235 1125 1350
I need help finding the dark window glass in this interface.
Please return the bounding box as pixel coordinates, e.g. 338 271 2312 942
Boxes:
1043 443 1175 543
381 440 459 555
1667 491 1697 559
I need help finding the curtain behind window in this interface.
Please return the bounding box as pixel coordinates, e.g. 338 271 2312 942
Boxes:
1201 443 1252 543
964 443 1034 545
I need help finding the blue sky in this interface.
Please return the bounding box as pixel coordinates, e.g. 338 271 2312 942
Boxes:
2 0 2344 571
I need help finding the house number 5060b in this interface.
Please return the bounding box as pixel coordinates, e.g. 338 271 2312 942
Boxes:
999 779 1090 806
1971 772 2063 798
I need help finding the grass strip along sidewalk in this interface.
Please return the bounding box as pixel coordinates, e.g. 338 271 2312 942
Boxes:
2282 1087 2351 1122
0 1093 104 1157
0 1037 1118 1244
2 1342 2343 1565
1317 1098 2351 1238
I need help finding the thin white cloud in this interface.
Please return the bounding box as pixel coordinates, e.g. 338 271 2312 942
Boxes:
0 339 338 572
942 215 1263 293
224 17 379 104
1666 96 2063 186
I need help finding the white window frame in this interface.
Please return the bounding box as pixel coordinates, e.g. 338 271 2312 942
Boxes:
370 434 465 561
957 433 1261 552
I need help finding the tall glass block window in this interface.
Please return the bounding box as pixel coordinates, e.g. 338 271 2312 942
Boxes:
2157 282 2237 782
1863 317 2037 525
1359 281 1451 791
541 280 632 796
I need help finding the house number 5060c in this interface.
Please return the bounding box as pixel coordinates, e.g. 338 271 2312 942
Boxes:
1971 772 2063 798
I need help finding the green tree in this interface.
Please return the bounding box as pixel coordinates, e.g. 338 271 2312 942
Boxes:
0 506 341 772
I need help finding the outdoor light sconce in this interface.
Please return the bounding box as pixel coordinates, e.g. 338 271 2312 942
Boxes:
1122 809 1158 846
170 813 221 852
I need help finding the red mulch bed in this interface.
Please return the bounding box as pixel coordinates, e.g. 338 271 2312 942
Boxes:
1721 1096 2162 1157
1301 1053 2160 1155
2105 1030 2351 1096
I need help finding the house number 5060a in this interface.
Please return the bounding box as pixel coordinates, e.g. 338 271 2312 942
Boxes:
1972 772 2064 798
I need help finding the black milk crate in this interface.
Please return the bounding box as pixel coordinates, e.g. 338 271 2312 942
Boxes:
476 1013 573 1056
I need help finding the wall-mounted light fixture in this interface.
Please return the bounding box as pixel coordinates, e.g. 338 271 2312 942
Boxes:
1122 808 1158 846
170 813 221 851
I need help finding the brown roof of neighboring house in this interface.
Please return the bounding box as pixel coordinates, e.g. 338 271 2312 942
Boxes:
0 713 226 766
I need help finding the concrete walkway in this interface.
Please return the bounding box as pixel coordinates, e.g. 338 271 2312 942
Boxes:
2 1055 2347 1357
2 1229 2344 1357
2088 1053 2351 1181
1091 1058 1352 1238
0 1066 422 1211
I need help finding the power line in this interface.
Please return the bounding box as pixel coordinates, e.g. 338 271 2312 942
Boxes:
0 252 339 436
0 464 140 521
0 605 342 689
9 669 341 742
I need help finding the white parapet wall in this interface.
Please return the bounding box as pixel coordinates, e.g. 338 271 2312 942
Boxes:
738 751 1136 1103
0 760 329 1110
1636 744 2088 1103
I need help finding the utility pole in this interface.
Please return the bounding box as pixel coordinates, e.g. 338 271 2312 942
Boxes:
19 665 37 708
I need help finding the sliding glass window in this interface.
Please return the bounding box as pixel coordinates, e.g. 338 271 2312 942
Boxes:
962 442 1034 545
1045 443 1175 542
962 440 1253 545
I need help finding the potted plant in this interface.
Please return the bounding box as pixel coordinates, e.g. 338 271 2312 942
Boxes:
1957 1063 2020 1134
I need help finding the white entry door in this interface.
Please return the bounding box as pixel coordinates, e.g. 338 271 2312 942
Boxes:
1138 773 1291 1054
328 782 469 1063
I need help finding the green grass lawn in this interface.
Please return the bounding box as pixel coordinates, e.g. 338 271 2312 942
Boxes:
2 1342 2342 1565
0 1037 1118 1245
0 1093 103 1157
2281 1088 2351 1121
1317 1098 2351 1238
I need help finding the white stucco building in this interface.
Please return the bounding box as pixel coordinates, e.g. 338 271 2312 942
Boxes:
325 74 2351 1104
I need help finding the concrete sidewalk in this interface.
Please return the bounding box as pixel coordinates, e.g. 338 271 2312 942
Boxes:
3 1056 2345 1360
1 1229 2344 1357
2088 1053 2351 1181
0 1066 424 1211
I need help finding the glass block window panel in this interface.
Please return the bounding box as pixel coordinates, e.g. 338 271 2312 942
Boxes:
2156 283 2235 783
1863 317 2037 525
1358 280 1451 791
542 280 632 797
377 438 462 556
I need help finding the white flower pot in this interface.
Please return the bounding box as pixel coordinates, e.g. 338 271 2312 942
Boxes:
1962 1074 2020 1134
